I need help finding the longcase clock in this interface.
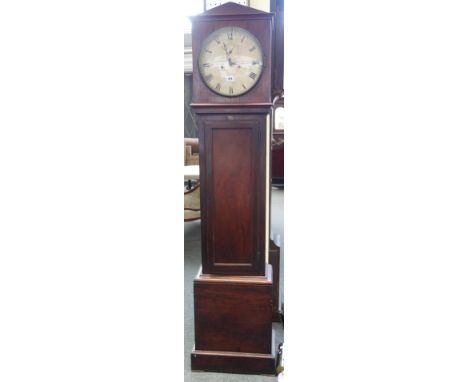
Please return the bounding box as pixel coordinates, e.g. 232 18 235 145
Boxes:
190 2 277 375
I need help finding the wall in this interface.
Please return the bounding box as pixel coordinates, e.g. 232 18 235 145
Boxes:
250 0 269 12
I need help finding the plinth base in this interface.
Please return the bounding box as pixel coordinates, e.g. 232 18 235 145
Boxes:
191 265 276 375
191 345 277 375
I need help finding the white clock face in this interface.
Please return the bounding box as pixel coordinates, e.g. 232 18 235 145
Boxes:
198 26 264 97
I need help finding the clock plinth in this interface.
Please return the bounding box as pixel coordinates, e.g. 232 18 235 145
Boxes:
191 265 277 375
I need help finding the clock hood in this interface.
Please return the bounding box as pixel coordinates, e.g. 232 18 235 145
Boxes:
190 2 272 21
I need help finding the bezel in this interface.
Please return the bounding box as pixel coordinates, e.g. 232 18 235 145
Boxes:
198 26 264 97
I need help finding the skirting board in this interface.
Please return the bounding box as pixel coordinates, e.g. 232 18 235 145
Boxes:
191 338 277 375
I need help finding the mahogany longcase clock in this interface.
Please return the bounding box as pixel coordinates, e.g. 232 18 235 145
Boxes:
190 3 277 375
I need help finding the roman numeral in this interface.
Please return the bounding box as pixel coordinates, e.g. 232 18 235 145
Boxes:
242 83 246 89
205 74 213 82
228 32 233 40
205 49 212 54
241 36 245 43
249 72 257 80
215 38 220 44
229 87 234 95
215 83 221 91
249 46 256 52
202 63 210 68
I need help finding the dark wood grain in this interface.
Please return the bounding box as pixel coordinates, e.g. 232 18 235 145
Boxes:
198 112 267 276
212 127 253 264
193 265 274 355
194 282 272 354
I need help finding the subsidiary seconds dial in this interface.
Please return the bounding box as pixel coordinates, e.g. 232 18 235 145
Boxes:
198 26 264 97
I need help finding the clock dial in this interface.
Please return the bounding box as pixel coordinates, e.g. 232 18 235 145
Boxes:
198 26 263 97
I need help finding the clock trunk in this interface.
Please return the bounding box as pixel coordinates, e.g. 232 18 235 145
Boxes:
198 111 268 276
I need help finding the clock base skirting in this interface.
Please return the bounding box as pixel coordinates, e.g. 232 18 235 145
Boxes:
191 345 277 375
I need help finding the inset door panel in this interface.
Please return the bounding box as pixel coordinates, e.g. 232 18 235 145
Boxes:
211 127 254 264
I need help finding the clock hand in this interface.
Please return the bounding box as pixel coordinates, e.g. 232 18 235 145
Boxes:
223 43 233 65
223 42 235 59
222 42 229 56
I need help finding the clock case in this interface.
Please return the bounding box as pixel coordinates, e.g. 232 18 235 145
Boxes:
190 3 277 375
